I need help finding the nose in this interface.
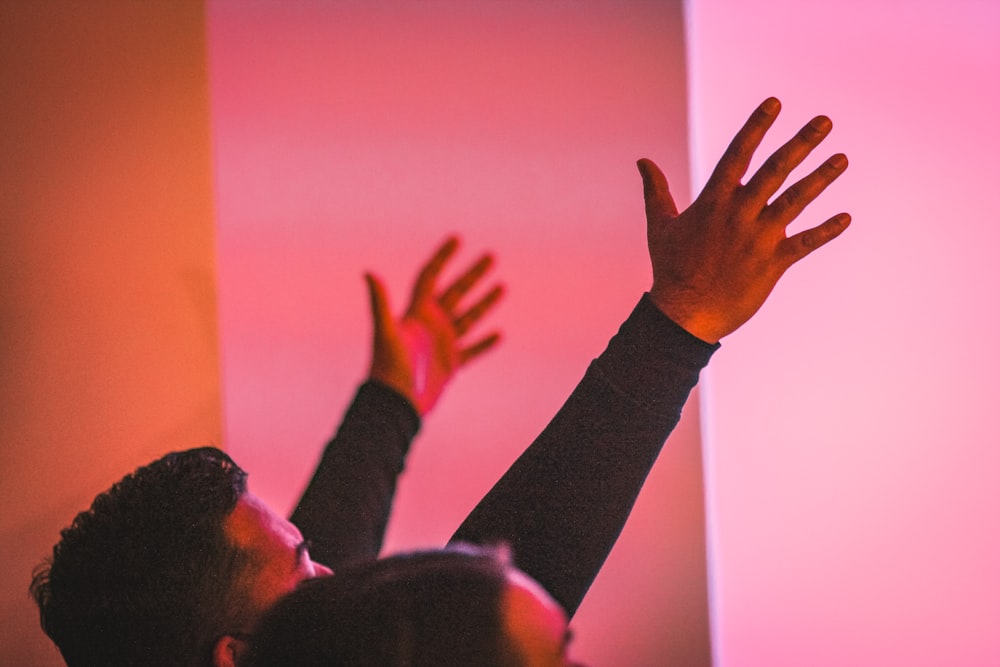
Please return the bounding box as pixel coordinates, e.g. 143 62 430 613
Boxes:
313 562 334 578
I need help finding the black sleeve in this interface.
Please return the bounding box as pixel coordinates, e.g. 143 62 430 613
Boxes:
290 381 420 569
448 294 718 617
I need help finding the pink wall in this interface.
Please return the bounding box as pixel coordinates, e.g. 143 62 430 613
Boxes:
687 1 1000 665
208 2 709 665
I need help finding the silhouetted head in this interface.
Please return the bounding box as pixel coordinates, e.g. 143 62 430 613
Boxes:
30 447 331 667
247 545 581 667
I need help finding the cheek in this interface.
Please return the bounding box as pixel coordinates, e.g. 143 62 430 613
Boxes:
245 567 301 614
502 593 569 664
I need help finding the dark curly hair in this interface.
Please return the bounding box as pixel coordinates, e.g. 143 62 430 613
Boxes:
247 545 522 667
30 447 255 667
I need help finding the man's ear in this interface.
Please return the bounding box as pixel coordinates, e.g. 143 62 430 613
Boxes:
212 634 249 667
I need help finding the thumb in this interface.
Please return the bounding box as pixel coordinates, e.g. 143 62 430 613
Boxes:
364 273 393 341
637 158 679 218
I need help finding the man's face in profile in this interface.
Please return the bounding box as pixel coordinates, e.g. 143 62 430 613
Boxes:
223 492 332 624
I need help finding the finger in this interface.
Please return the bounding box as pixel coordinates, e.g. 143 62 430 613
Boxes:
637 158 678 218
779 212 852 267
439 253 495 311
459 332 502 365
743 115 833 209
364 272 393 341
453 284 504 336
704 97 781 194
764 153 848 225
412 236 460 305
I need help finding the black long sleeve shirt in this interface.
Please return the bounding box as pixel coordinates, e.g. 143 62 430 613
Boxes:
292 293 717 618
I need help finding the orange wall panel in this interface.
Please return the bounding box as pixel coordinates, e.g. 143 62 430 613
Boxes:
0 3 220 664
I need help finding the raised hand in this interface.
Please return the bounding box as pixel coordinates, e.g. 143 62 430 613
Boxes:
365 237 504 416
639 97 850 343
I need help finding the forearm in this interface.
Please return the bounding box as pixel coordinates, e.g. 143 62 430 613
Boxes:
449 293 717 617
290 381 420 568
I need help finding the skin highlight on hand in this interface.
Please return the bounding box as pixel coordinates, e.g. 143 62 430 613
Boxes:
366 236 504 416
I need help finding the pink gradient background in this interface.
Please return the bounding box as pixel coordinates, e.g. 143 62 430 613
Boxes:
688 2 1000 666
208 1 1000 666
208 2 708 665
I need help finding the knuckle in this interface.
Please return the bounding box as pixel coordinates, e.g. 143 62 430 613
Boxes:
777 187 802 211
759 156 786 180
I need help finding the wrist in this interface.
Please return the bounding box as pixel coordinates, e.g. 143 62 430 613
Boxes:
646 290 723 344
368 367 421 415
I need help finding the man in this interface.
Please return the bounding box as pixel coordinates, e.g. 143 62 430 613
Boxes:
32 97 849 666
31 239 505 667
